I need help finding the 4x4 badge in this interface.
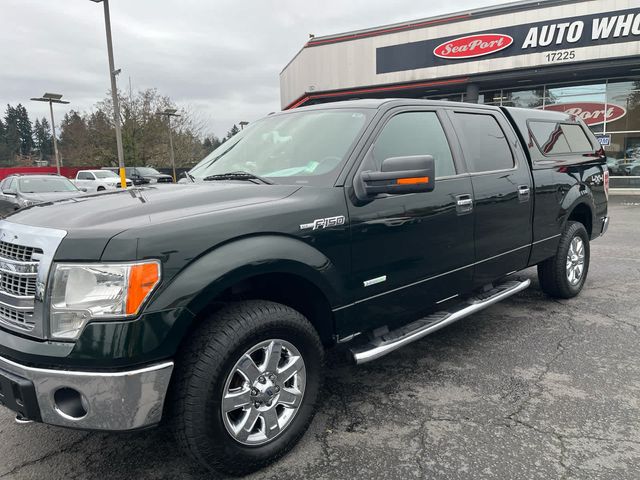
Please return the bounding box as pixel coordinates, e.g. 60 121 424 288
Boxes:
300 216 346 231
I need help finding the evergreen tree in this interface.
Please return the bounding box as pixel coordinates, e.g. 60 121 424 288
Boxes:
4 105 20 161
15 104 33 155
33 117 53 160
225 124 240 140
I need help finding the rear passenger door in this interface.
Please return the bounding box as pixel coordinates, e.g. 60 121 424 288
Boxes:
448 109 533 287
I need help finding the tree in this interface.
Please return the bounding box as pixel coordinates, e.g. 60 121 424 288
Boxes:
33 117 53 160
59 111 90 166
225 124 240 141
15 104 33 156
202 135 222 154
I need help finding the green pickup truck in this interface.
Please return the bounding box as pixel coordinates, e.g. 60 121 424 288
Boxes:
0 99 608 475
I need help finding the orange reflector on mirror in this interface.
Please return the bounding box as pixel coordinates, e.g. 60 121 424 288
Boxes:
397 177 429 185
126 262 160 315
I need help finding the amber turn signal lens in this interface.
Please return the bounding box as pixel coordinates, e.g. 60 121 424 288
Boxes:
126 262 160 315
397 176 429 185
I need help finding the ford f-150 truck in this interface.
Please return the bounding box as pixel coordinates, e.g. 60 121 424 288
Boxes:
0 100 608 475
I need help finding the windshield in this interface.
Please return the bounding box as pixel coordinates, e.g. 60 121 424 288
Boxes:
189 109 371 186
94 171 118 179
19 177 78 193
136 167 161 175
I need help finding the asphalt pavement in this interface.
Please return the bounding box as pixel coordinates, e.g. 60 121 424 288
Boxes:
0 196 638 480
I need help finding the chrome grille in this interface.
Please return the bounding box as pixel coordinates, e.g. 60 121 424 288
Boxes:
0 221 66 339
0 241 42 263
0 240 40 333
0 272 36 297
0 304 33 331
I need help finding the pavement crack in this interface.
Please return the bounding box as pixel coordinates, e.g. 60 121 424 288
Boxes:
0 433 92 479
506 312 576 422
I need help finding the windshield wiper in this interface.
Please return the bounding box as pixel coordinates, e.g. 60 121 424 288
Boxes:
203 171 274 185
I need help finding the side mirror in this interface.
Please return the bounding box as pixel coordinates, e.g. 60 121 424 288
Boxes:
80 188 88 192
358 155 435 199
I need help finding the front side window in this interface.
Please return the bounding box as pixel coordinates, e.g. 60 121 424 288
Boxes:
94 171 118 179
136 167 161 176
190 109 371 186
453 113 514 172
371 111 456 177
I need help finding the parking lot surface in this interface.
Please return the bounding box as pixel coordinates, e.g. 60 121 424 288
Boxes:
0 196 638 480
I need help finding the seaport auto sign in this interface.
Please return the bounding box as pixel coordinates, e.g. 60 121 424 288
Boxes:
377 7 640 73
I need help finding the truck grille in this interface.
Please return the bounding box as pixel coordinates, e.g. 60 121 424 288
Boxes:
0 272 37 297
0 304 33 332
0 240 41 333
0 241 42 263
0 221 66 339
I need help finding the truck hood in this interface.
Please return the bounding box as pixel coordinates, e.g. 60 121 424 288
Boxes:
8 183 300 232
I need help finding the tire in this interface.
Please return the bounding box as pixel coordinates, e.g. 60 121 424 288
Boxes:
170 300 324 476
537 221 590 299
97 186 105 192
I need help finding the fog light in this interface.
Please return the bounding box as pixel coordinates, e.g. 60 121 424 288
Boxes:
53 388 88 420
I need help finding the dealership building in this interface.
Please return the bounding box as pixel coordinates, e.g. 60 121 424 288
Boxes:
280 0 640 183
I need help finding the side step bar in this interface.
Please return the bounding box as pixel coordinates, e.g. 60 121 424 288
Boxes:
350 278 531 364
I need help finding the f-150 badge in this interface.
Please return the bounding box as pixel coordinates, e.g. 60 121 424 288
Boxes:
300 215 346 231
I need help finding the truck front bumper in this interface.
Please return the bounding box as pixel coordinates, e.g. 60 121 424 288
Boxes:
0 355 173 431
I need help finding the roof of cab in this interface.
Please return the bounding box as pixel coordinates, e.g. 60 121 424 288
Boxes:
278 98 503 113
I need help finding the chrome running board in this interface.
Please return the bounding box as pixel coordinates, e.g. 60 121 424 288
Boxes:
350 278 531 364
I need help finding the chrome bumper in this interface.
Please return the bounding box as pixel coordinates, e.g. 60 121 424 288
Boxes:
0 355 173 431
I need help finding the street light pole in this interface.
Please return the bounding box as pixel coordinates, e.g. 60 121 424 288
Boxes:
156 109 180 182
30 93 69 175
91 0 126 188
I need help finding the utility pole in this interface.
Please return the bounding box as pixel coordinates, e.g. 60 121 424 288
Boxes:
31 93 69 175
156 109 181 182
91 0 126 188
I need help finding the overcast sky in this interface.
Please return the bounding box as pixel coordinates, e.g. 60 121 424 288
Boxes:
1 0 499 138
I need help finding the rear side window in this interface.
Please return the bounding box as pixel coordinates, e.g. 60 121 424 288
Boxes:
77 172 93 180
453 113 514 172
372 112 456 178
529 122 593 155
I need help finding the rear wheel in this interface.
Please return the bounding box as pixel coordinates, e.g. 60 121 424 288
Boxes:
537 221 590 299
171 300 323 476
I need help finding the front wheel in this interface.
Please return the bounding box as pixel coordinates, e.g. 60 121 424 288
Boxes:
538 221 590 298
171 300 324 476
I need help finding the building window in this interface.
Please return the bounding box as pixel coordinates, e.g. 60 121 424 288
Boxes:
502 88 545 108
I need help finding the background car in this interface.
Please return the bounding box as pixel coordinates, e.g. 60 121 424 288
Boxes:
0 174 85 216
623 160 640 176
73 169 133 192
102 166 173 185
606 157 627 175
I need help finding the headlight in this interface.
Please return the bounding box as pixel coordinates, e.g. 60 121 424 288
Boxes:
49 260 161 340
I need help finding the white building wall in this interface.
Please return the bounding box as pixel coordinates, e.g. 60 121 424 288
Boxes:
280 0 640 108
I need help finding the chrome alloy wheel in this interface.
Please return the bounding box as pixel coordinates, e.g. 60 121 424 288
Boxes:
566 236 586 286
221 339 306 446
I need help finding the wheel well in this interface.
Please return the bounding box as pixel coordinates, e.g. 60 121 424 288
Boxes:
568 203 593 237
196 273 335 346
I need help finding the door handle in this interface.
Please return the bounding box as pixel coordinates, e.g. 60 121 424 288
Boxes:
455 194 473 215
518 185 531 202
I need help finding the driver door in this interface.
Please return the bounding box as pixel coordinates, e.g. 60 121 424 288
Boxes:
345 108 475 333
